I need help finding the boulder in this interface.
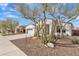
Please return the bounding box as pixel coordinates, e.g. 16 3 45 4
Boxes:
47 43 54 48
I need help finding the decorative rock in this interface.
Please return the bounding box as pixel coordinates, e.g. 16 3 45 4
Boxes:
44 45 48 47
47 43 54 48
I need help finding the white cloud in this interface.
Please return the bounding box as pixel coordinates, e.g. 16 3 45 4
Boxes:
0 3 8 11
3 11 19 18
1 7 6 10
76 16 79 19
6 14 19 18
9 8 17 11
0 3 8 6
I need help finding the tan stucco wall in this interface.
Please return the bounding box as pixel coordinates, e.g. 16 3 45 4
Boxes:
25 19 73 37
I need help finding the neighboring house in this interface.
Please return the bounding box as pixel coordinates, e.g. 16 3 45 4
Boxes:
15 27 20 34
72 27 79 36
15 25 26 34
19 25 26 33
25 19 73 37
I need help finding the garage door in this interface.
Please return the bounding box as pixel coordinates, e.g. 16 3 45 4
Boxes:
26 29 34 37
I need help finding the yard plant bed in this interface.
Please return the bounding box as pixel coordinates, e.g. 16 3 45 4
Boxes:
11 37 79 56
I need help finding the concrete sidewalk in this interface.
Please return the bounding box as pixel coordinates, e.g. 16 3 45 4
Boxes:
0 35 26 56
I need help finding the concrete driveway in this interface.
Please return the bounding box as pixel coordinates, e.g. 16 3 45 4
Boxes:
4 34 26 40
0 35 26 56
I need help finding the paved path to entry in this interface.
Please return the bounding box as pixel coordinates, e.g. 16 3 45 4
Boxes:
0 35 26 56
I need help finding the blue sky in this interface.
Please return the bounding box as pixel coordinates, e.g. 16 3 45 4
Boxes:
0 3 79 27
0 3 33 26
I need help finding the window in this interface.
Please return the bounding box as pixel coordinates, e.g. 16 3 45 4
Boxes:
57 26 61 33
62 29 66 33
45 24 49 34
56 26 66 33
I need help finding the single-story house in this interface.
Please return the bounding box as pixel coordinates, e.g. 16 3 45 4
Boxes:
25 19 73 37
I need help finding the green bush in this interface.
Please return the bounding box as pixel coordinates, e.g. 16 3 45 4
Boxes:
72 40 79 44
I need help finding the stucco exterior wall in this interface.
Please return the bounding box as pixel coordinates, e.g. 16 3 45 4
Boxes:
46 19 52 35
25 19 73 37
62 23 72 36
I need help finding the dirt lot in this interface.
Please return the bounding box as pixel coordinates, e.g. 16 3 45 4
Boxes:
11 37 79 56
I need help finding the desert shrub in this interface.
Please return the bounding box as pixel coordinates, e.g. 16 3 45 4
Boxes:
1 33 6 36
42 39 49 44
72 40 79 44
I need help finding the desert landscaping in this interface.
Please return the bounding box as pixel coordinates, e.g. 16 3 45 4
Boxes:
11 36 79 56
0 3 79 56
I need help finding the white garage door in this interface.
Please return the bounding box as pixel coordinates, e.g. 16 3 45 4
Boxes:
26 29 34 37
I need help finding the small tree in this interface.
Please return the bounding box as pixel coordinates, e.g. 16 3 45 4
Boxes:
16 3 43 39
45 3 79 44
16 3 79 47
0 18 19 35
